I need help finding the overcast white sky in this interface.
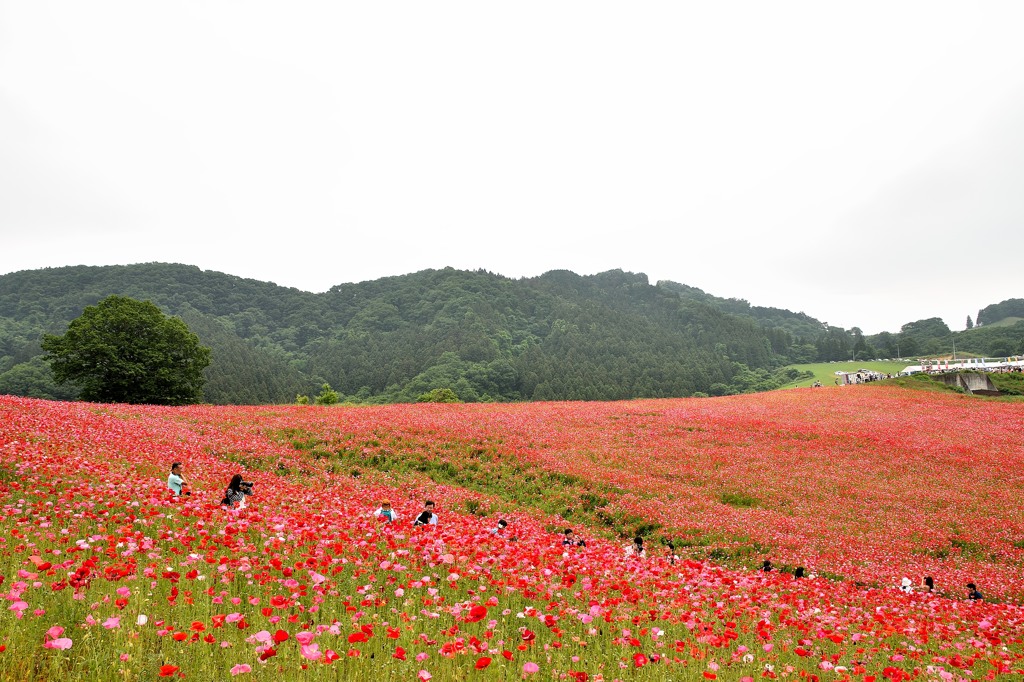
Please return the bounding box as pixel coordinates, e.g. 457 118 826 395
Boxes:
2 2 1023 334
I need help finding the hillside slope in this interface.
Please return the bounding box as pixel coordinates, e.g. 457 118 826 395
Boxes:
2 388 1024 680
2 263 1019 405
0 264 786 404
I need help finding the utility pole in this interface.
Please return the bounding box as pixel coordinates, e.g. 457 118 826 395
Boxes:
952 336 957 361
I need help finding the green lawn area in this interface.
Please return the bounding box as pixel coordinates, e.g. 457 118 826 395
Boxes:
778 360 911 389
971 316 1023 329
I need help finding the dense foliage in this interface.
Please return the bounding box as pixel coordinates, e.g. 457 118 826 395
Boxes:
0 264 1019 405
40 295 211 405
2 387 1024 681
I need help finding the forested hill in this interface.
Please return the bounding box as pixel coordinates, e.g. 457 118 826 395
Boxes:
977 299 1024 326
657 280 827 340
658 282 1024 363
0 264 1020 405
0 264 798 404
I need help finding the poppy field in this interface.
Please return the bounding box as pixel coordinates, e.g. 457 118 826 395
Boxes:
2 386 1024 681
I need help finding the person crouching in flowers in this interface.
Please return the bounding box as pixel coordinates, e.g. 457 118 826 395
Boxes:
373 501 399 523
625 535 646 558
221 474 254 509
167 461 189 497
562 528 586 548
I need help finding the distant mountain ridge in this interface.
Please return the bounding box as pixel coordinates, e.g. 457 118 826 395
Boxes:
0 263 1020 404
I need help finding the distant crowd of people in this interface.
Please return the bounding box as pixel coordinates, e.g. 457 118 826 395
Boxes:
165 463 988 603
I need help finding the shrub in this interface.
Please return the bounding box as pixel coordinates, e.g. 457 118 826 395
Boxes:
417 387 461 403
314 383 340 405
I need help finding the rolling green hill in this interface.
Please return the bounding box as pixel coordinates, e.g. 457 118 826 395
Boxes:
1 263 1019 405
0 264 787 404
977 298 1024 326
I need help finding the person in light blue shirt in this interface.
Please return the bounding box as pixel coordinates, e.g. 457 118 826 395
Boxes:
167 462 187 496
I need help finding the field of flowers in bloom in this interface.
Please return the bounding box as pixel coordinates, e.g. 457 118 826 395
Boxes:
2 387 1024 681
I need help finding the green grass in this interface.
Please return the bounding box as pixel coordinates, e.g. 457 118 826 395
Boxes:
989 372 1024 396
719 491 760 508
969 316 1023 329
776 360 910 389
882 374 965 393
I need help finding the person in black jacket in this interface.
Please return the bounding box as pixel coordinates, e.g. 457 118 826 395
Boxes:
413 500 438 526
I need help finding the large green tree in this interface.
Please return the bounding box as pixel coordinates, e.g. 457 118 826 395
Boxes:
41 295 211 405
